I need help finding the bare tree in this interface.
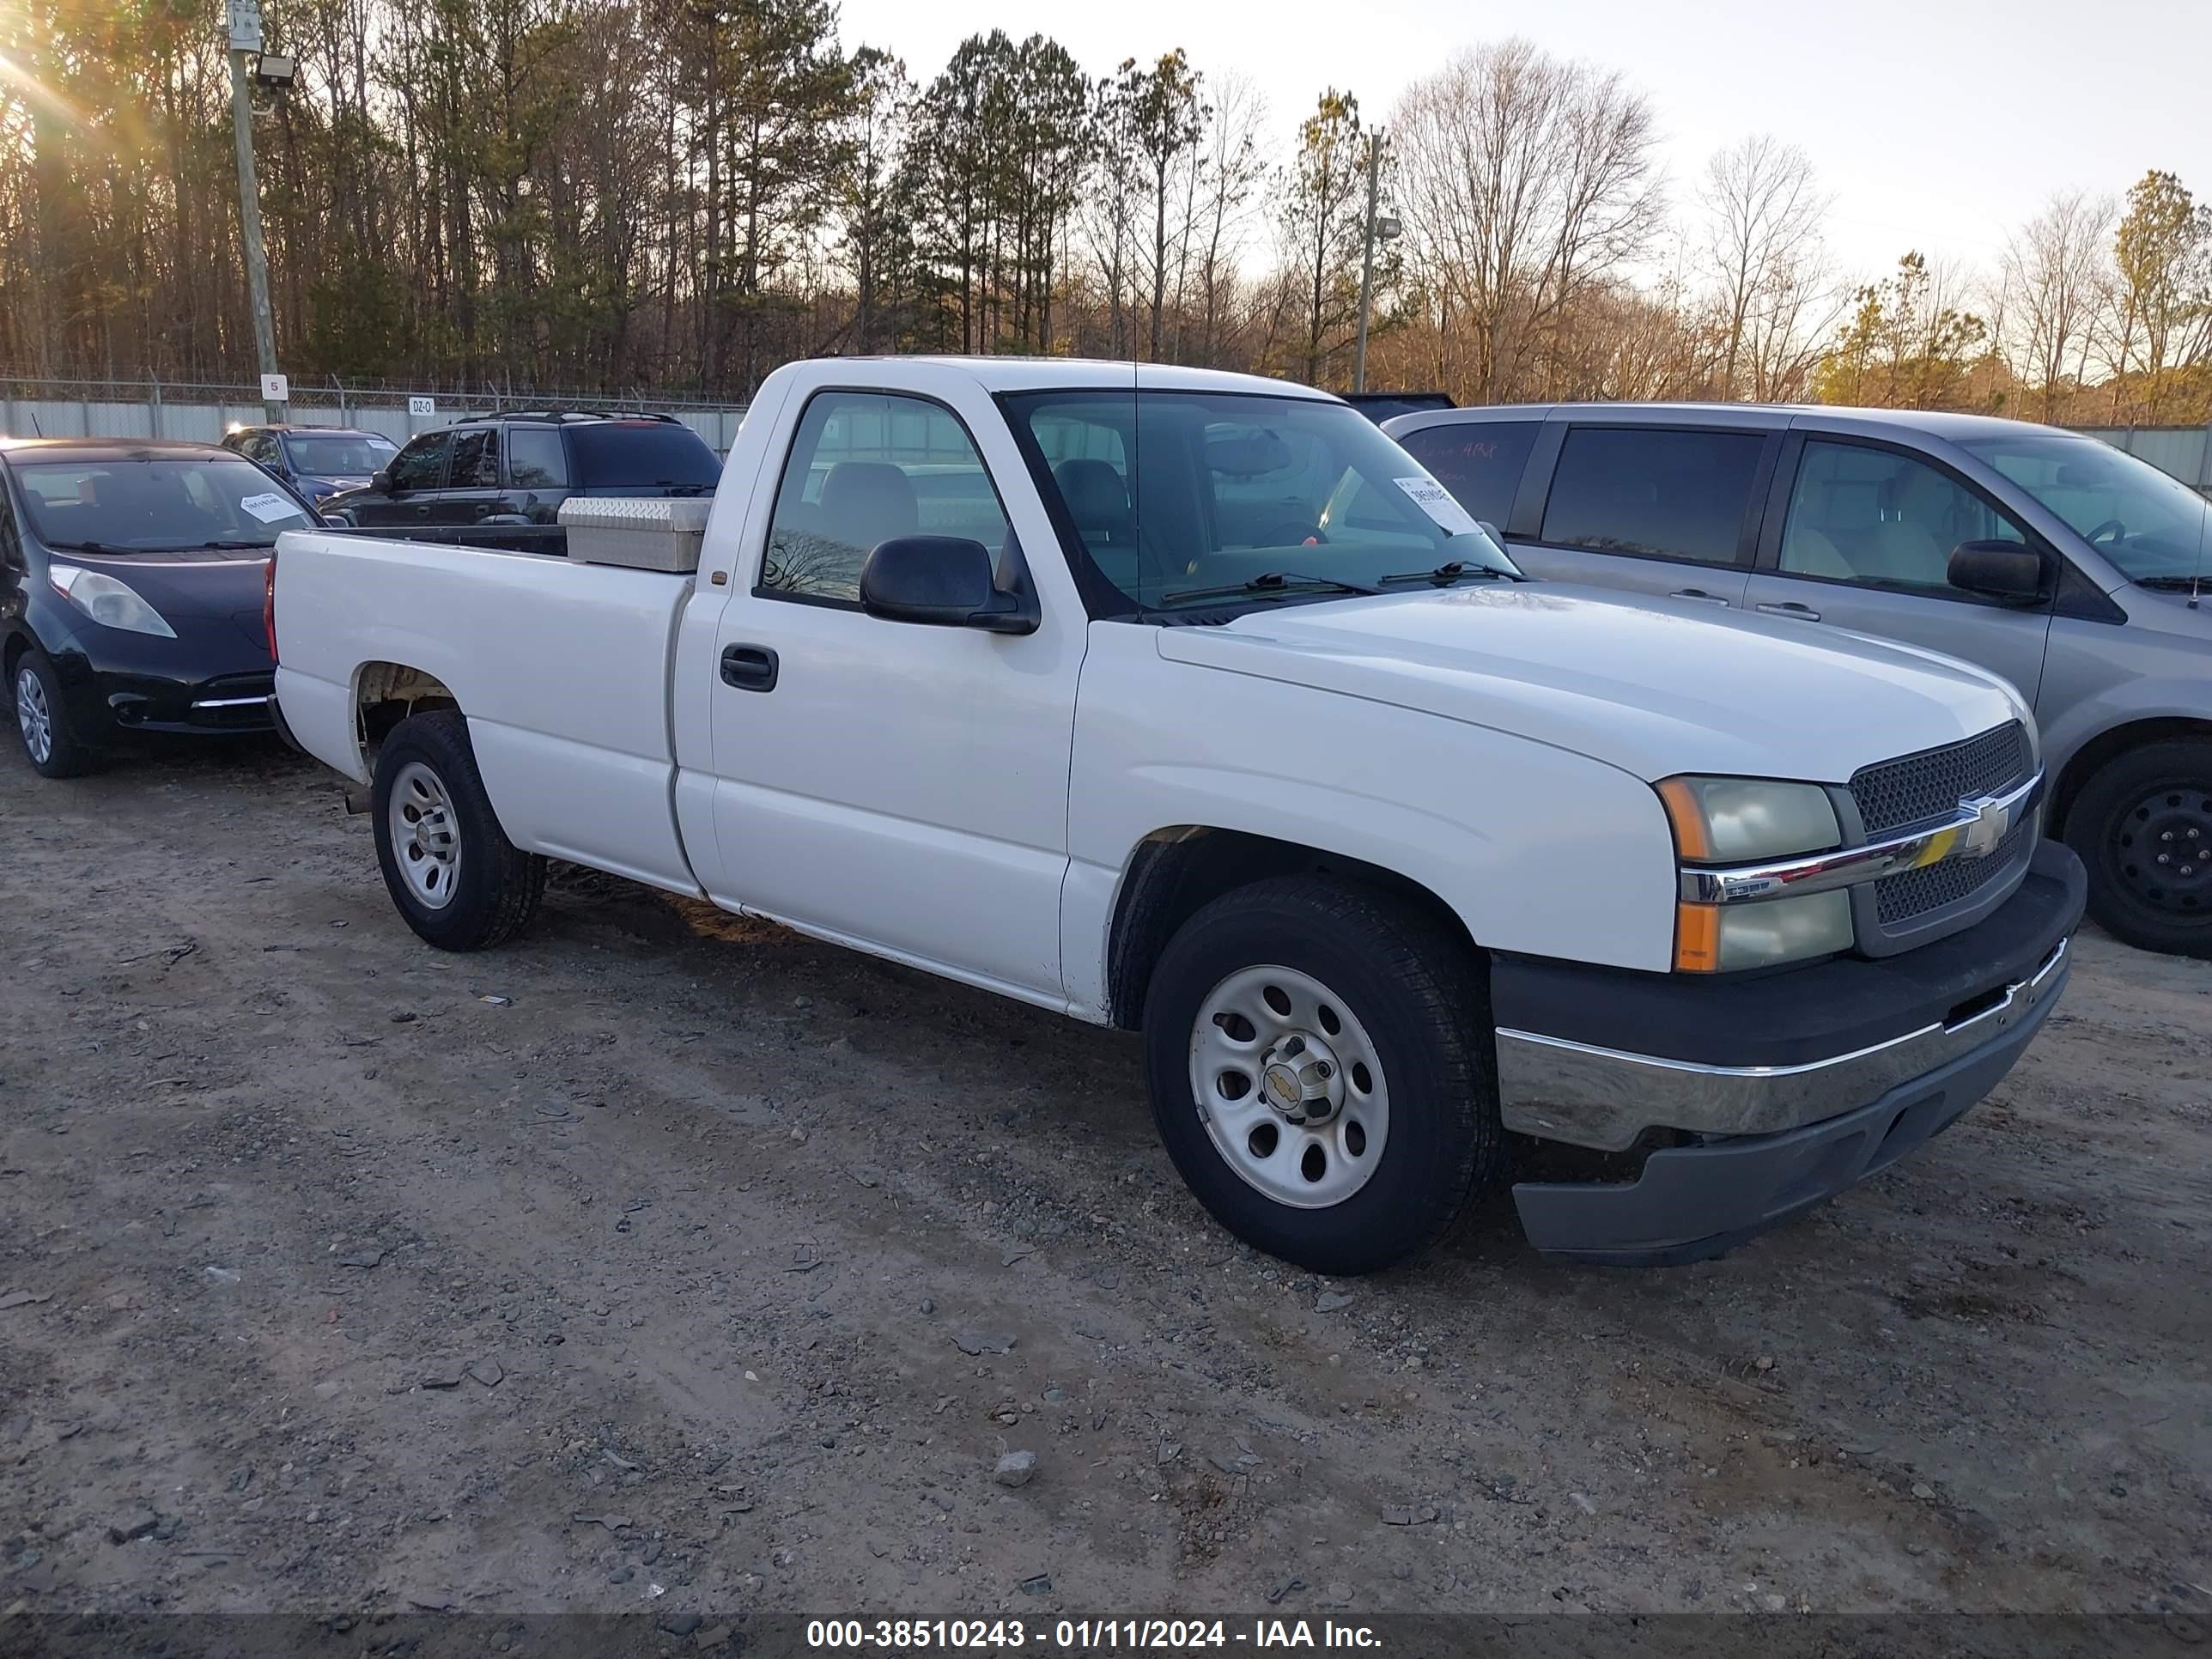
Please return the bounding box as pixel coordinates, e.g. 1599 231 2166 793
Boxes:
1391 38 1663 403
1188 73 1267 367
1997 190 2113 419
1700 135 1829 399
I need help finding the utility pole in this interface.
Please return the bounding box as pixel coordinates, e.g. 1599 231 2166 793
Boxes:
225 0 287 423
1352 129 1385 394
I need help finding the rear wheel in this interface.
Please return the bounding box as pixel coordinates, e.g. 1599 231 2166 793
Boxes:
10 647 94 779
2064 738 2212 958
370 708 545 951
1141 876 1503 1275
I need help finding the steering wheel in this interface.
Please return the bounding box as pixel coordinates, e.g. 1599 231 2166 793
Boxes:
2085 519 2127 547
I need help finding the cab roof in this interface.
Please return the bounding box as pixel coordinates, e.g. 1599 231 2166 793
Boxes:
805 356 1341 400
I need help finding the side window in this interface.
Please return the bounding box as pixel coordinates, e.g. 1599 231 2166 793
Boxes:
450 428 501 489
1780 441 2026 592
760 392 1009 605
508 427 568 489
386 434 449 493
1395 421 1540 528
1540 426 1766 566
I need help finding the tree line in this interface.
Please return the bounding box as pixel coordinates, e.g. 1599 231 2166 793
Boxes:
3 0 2208 424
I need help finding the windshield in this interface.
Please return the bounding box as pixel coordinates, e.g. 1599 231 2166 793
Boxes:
568 422 723 490
283 432 396 475
1960 432 2210 586
14 457 313 550
1006 390 1519 613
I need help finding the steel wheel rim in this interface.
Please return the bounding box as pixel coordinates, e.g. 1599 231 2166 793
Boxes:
389 761 462 909
2112 784 2212 915
1188 964 1390 1210
15 667 52 765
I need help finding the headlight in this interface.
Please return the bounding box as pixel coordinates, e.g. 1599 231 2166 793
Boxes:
1658 775 1849 972
1674 889 1854 973
47 564 178 638
1656 775 1838 862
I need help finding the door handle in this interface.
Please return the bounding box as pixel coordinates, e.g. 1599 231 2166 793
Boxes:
1669 587 1730 605
720 643 779 692
1756 600 1822 621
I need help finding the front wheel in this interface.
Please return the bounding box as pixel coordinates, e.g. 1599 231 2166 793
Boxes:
2064 738 2212 958
11 647 95 779
370 708 546 951
1141 876 1504 1275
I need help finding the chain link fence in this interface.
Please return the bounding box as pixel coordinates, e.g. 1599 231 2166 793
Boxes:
0 375 750 455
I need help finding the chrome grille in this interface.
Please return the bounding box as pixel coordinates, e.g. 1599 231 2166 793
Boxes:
1874 816 2032 925
1850 721 2032 836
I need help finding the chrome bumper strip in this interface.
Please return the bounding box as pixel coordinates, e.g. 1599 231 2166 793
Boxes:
1680 771 2044 905
191 695 274 710
1495 937 2069 1151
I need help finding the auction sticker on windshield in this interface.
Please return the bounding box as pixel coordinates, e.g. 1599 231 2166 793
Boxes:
240 491 305 524
1394 476 1481 538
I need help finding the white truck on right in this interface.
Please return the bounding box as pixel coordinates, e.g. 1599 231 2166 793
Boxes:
266 357 2087 1274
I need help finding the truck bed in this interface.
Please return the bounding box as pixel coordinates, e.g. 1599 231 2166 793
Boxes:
271 528 704 895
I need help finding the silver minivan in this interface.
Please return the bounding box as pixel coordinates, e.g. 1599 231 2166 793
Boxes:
1383 404 2212 958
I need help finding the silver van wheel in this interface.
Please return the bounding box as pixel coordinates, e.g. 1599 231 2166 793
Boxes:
15 666 52 765
388 761 462 909
1188 964 1391 1209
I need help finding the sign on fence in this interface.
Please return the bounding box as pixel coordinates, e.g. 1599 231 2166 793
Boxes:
408 395 436 417
260 373 289 404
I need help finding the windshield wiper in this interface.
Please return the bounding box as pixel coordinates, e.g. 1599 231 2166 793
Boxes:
44 539 134 556
1377 561 1519 587
1161 571 1381 605
2133 575 2204 592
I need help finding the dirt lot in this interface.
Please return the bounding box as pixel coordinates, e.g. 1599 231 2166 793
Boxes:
3 734 2208 1636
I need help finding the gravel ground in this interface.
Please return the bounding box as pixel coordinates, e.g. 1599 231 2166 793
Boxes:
2 734 2208 1636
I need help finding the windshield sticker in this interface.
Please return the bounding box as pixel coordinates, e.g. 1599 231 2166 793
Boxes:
1394 477 1482 539
240 491 304 524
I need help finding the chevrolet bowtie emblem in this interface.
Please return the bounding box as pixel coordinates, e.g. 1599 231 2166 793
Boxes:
1958 793 2014 860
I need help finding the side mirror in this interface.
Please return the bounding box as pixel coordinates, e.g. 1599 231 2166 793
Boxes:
1477 520 1504 544
1948 540 2047 603
371 468 395 495
860 536 1037 635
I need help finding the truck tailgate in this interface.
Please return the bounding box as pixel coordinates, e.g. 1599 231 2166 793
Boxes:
272 529 702 895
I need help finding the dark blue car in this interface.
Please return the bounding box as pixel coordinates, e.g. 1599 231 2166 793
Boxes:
3 439 323 777
222 423 398 507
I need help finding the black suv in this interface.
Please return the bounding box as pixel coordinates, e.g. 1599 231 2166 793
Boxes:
323 410 722 530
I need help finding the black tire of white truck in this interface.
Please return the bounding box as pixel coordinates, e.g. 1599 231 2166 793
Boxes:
369 708 546 951
1140 874 1504 1275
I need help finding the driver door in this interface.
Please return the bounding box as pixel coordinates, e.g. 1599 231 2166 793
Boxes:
699 383 1086 1004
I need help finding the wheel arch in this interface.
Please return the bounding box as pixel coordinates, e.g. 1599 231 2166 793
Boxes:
1103 826 1485 1030
2051 715 2212 834
355 659 462 763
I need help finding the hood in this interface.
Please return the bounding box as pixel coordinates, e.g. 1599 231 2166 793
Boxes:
297 474 372 499
64 548 273 623
1155 583 2028 785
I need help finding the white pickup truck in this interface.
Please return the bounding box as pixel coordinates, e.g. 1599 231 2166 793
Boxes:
269 357 2087 1274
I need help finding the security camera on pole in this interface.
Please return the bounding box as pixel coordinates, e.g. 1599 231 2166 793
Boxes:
226 0 289 424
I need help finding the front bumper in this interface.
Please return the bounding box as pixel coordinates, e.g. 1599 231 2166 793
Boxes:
1495 839 2087 1265
50 635 276 740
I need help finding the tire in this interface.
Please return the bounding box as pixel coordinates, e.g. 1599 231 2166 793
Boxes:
2063 738 2212 959
10 647 95 779
369 708 546 951
1140 875 1504 1275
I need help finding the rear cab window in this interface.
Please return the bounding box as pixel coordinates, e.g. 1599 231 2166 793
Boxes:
568 422 722 491
1395 422 1540 529
1541 426 1767 566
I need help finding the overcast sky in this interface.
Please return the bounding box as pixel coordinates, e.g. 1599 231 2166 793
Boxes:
837 0 2208 281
